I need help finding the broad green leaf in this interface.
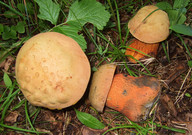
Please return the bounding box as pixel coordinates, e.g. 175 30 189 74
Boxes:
66 0 111 30
34 0 60 25
167 10 186 25
53 25 87 51
173 0 190 9
156 2 172 10
75 109 106 129
170 24 192 36
3 72 12 88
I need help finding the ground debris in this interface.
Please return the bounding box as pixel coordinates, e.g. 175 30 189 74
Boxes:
4 111 19 124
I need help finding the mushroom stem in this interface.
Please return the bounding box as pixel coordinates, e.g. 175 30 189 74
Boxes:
125 39 159 63
106 74 161 122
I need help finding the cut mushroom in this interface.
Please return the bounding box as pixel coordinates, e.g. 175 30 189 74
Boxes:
89 64 161 122
106 74 161 121
15 32 91 109
89 63 117 112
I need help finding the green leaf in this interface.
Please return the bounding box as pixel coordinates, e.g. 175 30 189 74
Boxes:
66 0 111 30
15 21 25 33
173 0 190 9
75 109 106 129
185 93 191 98
3 72 12 88
170 24 192 36
167 10 186 25
53 25 87 51
188 60 192 68
2 26 17 40
156 2 172 10
34 0 60 25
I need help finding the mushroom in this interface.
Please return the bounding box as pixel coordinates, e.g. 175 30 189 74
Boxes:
15 32 91 109
126 5 170 63
125 39 159 63
89 64 117 112
89 64 161 122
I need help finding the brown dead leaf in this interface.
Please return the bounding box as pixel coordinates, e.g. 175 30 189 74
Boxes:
0 56 14 71
160 94 178 117
81 125 108 135
4 111 19 123
165 63 187 85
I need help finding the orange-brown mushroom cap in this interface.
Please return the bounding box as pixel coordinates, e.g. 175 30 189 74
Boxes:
89 64 117 112
15 32 91 109
128 5 170 43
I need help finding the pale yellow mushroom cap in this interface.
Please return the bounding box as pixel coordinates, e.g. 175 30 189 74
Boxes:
89 64 116 112
128 5 170 43
15 32 91 109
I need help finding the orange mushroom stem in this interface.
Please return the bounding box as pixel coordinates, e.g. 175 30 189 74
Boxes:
106 74 161 121
125 39 159 63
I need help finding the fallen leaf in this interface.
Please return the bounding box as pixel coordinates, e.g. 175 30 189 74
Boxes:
160 94 178 117
4 111 19 123
0 56 14 71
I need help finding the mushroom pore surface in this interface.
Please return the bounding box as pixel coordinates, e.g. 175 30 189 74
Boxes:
128 5 170 43
15 32 91 109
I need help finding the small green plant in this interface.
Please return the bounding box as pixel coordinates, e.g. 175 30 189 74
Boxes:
0 73 44 134
156 0 192 64
34 0 110 51
0 21 25 40
156 0 192 36
75 109 106 129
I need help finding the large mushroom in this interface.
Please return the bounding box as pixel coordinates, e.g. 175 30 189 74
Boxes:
89 64 161 122
126 5 170 63
15 32 91 109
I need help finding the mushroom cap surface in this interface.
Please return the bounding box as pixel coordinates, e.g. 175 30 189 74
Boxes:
89 64 116 112
128 5 170 43
15 32 91 109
